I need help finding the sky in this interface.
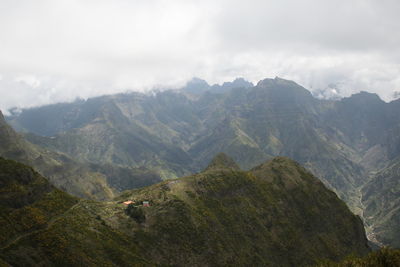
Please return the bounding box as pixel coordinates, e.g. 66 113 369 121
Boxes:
1 0 400 112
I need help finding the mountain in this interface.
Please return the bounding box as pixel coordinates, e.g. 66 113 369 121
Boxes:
210 77 254 94
182 77 210 95
362 157 400 247
316 248 400 266
6 77 400 247
0 155 369 266
7 77 366 194
0 157 149 266
188 77 366 202
8 95 195 179
182 77 253 95
204 152 240 171
0 157 78 248
0 110 161 200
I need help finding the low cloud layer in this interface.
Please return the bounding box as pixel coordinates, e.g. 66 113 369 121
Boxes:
1 0 400 112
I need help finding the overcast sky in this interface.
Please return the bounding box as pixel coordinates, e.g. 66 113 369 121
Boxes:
1 0 400 112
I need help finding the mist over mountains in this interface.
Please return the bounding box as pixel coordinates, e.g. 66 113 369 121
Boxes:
3 76 400 248
2 1 400 265
1 76 400 265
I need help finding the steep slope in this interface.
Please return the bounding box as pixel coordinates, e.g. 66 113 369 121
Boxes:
362 157 400 247
204 152 241 171
189 78 365 206
0 157 78 249
0 155 369 266
0 110 112 199
321 92 399 172
0 157 149 266
315 248 400 267
7 77 400 247
13 96 195 179
188 117 270 169
114 155 369 266
0 111 161 200
7 78 367 196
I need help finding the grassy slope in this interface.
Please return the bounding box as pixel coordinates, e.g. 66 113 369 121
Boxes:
0 157 148 266
115 156 369 266
0 157 76 254
22 99 195 179
1 156 370 266
0 111 162 200
0 110 115 200
316 248 400 267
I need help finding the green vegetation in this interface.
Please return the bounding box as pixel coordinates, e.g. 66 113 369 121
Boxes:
125 204 145 223
0 157 148 266
0 155 370 266
0 111 162 201
6 77 400 247
362 157 400 247
316 248 400 266
0 157 77 251
114 155 369 266
204 152 240 171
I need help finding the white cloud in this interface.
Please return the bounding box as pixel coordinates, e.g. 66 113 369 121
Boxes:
0 0 400 111
14 75 41 88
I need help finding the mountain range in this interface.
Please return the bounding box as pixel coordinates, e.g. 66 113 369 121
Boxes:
0 110 161 200
4 76 400 248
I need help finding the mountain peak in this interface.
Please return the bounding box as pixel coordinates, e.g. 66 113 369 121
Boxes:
183 77 210 94
347 91 383 103
256 76 297 87
204 152 240 171
252 77 315 104
250 157 320 187
252 156 298 171
221 77 253 89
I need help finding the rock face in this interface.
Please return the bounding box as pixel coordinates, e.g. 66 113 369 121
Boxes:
0 156 369 266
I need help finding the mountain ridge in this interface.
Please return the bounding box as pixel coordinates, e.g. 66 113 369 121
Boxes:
5 77 400 247
0 155 370 266
0 110 162 200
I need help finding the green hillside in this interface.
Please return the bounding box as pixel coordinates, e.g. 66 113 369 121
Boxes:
0 110 161 200
316 248 400 266
113 156 369 266
0 155 369 266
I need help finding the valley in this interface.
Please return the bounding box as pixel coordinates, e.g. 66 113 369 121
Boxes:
2 1 400 265
1 76 400 265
